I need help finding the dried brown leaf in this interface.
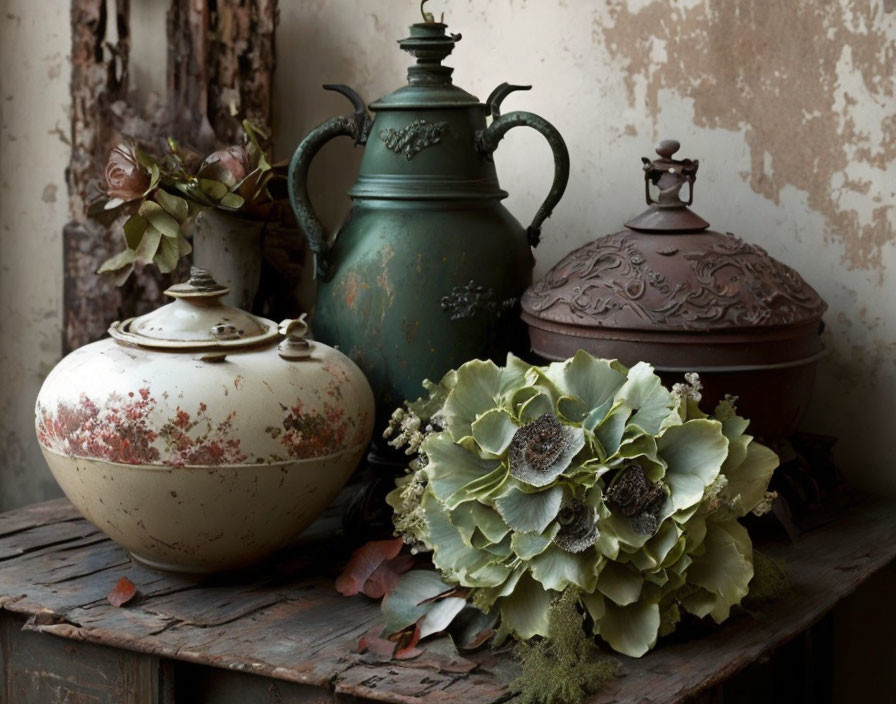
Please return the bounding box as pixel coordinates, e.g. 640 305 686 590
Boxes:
107 577 137 607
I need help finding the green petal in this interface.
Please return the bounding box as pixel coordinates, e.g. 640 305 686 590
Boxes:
511 524 559 559
686 520 753 623
530 545 600 592
517 392 554 424
496 572 553 639
442 360 505 441
382 570 452 633
543 350 628 414
615 361 680 436
597 560 644 606
423 433 502 509
592 402 631 454
471 408 518 457
658 419 728 512
451 502 510 545
494 484 563 534
580 590 606 622
723 441 779 516
424 494 505 586
598 599 660 657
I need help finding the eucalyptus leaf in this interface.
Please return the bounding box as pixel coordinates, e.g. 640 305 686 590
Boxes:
176 232 193 257
154 233 180 273
219 192 246 210
442 360 504 442
139 200 181 238
134 224 162 262
97 248 136 274
381 570 451 633
155 189 189 222
123 215 148 250
419 596 467 638
199 178 230 201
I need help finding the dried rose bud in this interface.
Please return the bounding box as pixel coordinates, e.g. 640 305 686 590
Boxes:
508 414 584 488
554 499 599 553
199 145 250 186
105 145 150 201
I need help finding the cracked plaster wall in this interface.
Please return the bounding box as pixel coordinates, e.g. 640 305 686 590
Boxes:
0 0 893 512
0 1 70 511
276 0 896 496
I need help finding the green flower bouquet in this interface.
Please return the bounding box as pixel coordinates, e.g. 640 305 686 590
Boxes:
382 351 779 658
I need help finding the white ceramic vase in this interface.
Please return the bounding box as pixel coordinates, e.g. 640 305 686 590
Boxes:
35 268 375 573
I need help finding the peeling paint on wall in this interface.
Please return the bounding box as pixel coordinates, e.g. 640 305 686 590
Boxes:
598 0 895 274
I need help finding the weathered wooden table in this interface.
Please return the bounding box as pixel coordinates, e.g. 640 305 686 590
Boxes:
0 497 893 704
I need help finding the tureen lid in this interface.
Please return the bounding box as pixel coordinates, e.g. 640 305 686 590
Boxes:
109 268 280 349
522 140 828 333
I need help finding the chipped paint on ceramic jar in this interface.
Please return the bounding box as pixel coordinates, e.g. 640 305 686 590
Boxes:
35 268 375 573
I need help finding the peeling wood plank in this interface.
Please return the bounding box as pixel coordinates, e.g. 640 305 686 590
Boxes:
0 498 895 704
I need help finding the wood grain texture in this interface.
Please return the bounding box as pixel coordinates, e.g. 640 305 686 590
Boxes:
0 498 894 704
64 0 277 353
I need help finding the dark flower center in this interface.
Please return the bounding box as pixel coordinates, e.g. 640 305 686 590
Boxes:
510 414 566 474
554 499 599 553
605 463 667 535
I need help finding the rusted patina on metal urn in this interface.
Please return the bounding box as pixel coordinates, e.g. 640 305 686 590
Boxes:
288 5 569 428
522 140 828 439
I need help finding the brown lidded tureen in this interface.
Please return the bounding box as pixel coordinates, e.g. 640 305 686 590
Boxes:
521 140 827 439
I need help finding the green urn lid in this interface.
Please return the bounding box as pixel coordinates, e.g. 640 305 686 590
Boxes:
369 9 483 110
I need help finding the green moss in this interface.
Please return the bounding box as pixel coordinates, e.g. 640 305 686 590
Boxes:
744 551 791 606
509 590 619 704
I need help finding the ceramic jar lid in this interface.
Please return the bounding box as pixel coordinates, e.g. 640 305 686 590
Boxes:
522 140 828 336
109 268 279 350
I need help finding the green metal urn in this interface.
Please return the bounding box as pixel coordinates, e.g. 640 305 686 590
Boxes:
288 9 569 426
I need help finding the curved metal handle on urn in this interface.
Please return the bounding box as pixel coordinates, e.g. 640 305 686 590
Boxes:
288 85 372 281
476 108 570 248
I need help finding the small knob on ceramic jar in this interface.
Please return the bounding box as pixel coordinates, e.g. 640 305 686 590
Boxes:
278 316 312 360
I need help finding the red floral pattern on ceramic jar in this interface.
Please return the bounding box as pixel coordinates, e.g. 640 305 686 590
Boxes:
37 388 161 464
37 389 247 467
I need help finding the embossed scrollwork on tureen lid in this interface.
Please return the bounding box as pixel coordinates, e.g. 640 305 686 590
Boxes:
521 140 827 333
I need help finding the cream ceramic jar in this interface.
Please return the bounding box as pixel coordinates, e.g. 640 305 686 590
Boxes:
35 269 374 573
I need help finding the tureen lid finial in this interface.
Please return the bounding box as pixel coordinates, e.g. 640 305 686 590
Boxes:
624 138 710 233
